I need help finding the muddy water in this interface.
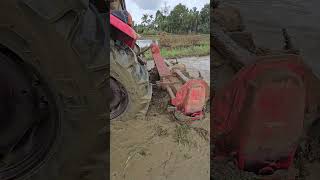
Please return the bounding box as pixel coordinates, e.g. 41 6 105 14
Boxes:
224 0 320 77
147 56 210 84
110 88 210 180
136 39 159 48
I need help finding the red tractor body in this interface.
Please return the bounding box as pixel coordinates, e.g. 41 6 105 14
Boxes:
110 13 137 48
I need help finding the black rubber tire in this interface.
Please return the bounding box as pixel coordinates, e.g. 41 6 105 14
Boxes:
0 1 108 180
110 41 152 121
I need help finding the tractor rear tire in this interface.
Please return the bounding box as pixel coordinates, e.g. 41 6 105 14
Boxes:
110 41 152 121
0 1 108 180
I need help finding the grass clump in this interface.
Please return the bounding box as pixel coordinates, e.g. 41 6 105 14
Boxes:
144 44 209 60
174 124 192 146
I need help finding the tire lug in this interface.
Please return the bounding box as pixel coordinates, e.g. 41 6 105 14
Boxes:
32 80 40 87
21 90 28 95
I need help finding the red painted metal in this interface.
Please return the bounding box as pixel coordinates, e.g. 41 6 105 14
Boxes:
172 79 209 117
151 43 171 77
213 54 309 174
150 43 209 120
110 13 137 48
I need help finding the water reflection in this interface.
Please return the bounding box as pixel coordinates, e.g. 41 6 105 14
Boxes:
136 40 158 49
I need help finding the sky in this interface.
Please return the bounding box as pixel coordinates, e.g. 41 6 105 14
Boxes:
126 0 209 24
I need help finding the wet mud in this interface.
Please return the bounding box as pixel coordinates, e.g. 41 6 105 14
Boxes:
110 57 210 180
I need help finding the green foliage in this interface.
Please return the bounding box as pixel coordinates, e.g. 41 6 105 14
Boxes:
142 34 209 59
134 3 210 34
199 4 210 33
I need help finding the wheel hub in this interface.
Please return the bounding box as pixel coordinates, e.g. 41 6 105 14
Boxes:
110 77 129 119
0 59 36 155
0 51 58 180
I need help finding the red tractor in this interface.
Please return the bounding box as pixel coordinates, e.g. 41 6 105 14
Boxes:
109 0 152 121
212 2 320 179
110 0 209 122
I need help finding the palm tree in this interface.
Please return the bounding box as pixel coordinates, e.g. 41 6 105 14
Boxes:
141 14 148 27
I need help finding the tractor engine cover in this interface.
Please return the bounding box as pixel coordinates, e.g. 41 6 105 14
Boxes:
213 55 308 175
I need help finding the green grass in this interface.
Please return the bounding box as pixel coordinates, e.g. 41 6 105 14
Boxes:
173 124 192 146
140 34 209 59
144 44 209 60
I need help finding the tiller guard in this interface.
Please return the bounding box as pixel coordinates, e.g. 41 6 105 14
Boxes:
213 54 318 176
150 43 209 122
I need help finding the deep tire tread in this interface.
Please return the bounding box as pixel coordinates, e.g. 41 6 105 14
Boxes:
110 43 152 121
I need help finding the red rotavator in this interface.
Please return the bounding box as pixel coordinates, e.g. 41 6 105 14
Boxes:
212 4 320 178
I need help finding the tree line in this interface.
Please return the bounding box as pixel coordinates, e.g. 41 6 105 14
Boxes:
134 3 210 34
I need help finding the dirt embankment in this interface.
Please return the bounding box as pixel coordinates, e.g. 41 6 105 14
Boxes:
147 56 210 85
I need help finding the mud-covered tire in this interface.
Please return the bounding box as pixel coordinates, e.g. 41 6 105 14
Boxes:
0 1 108 180
110 41 152 121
